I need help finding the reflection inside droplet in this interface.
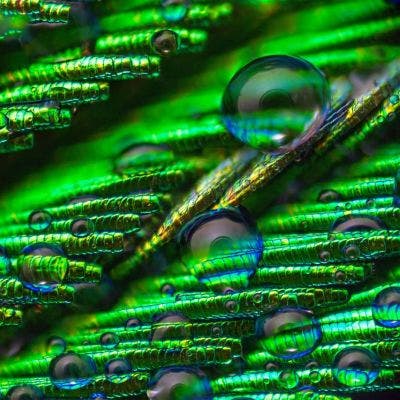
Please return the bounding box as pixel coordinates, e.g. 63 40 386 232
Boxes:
161 0 189 22
372 286 400 328
28 210 52 231
105 358 132 383
221 55 330 152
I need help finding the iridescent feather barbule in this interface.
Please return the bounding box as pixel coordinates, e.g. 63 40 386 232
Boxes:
0 0 399 399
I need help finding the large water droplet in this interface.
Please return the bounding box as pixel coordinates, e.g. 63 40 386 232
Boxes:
6 385 44 400
222 55 330 152
147 367 210 400
20 244 65 293
372 287 400 328
49 353 96 390
178 207 263 290
331 216 385 233
28 210 52 231
161 0 189 22
333 347 379 387
257 307 322 359
105 358 132 383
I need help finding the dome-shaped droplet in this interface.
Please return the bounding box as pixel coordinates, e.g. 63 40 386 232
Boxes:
152 30 179 55
28 210 52 231
100 332 119 349
279 370 299 390
221 55 330 152
257 308 322 359
147 367 210 400
71 218 93 238
331 216 385 233
161 0 189 22
333 347 379 387
49 353 96 390
161 283 176 296
90 394 107 400
47 336 66 355
5 385 44 400
20 244 65 293
318 189 341 203
152 314 189 342
178 207 263 290
125 318 141 329
372 287 400 328
105 358 132 383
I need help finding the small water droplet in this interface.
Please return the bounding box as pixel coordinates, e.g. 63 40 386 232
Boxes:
49 353 96 390
46 336 66 355
125 318 141 329
343 244 361 259
257 307 322 359
161 283 175 296
151 30 179 55
279 370 299 389
105 358 132 383
29 210 52 231
71 218 93 237
6 385 44 400
225 299 239 313
372 287 400 328
161 0 189 22
100 332 119 349
333 347 379 387
318 189 341 203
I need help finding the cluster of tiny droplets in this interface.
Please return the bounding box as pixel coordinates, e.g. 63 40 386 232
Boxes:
0 0 399 399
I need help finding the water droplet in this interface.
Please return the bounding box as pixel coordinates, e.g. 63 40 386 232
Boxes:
161 0 189 22
100 332 119 349
265 362 279 371
225 299 239 313
372 287 400 328
152 30 179 55
279 370 299 390
222 55 330 152
318 189 341 203
147 367 210 400
125 318 141 329
334 270 346 283
89 394 107 400
333 347 379 387
179 207 263 290
152 314 189 341
211 325 222 337
20 244 65 293
319 250 330 262
71 218 93 238
343 244 361 259
6 385 44 400
257 308 322 359
331 216 385 233
49 353 96 390
309 370 321 384
46 336 66 355
28 210 52 231
105 358 132 383
161 283 175 296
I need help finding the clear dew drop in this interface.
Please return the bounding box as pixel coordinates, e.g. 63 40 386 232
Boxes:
49 353 96 390
20 244 65 293
28 210 52 231
258 307 322 359
147 367 209 400
151 30 179 55
161 0 189 22
105 358 132 383
279 370 299 390
100 332 119 349
125 317 141 329
372 286 400 328
333 347 379 387
5 385 44 400
221 55 330 152
71 218 93 238
46 336 66 355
